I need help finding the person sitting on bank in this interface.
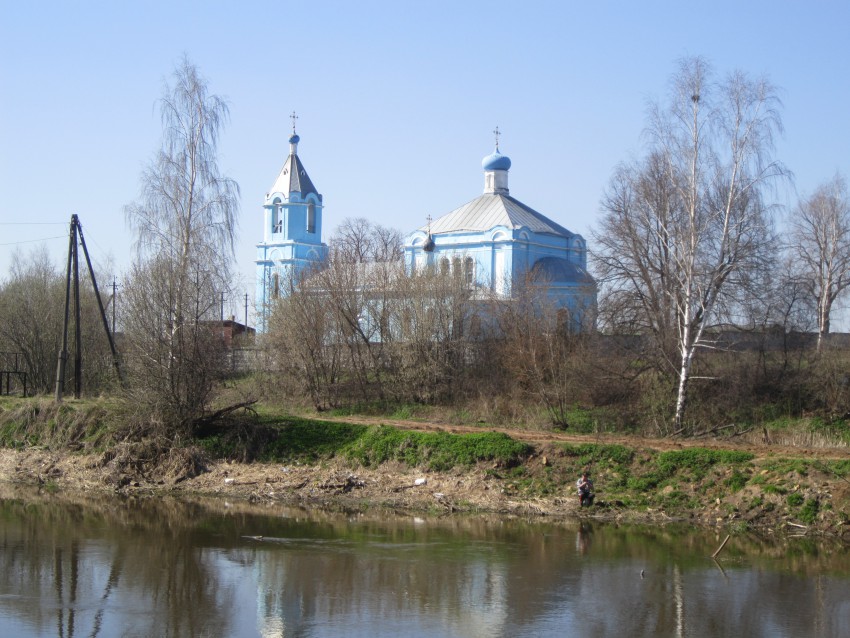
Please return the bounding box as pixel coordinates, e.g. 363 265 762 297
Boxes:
576 471 594 506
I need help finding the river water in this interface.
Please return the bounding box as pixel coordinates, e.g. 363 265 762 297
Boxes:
1 485 849 637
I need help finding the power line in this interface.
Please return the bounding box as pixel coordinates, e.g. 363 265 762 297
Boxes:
0 235 66 247
0 222 67 225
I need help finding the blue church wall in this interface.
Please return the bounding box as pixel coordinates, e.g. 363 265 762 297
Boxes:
403 226 593 311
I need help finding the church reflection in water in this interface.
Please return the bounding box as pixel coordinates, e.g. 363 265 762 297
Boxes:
1 487 849 637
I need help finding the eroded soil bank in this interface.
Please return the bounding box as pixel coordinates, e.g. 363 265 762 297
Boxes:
3 422 849 540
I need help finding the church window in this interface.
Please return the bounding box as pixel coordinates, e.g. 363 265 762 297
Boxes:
452 257 462 278
464 257 475 286
273 199 282 233
307 202 316 233
440 258 450 275
272 272 280 299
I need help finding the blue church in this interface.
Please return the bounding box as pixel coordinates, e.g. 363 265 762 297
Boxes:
255 117 328 330
403 132 596 326
256 122 596 330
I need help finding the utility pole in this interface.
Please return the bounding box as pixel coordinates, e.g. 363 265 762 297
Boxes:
55 217 75 402
244 293 249 328
55 214 124 402
72 218 82 398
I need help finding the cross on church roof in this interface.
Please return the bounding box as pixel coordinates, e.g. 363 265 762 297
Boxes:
493 126 501 151
290 111 299 134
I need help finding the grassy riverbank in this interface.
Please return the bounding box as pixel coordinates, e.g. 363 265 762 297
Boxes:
1 396 848 537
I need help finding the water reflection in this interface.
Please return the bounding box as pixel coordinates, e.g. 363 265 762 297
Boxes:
0 484 849 637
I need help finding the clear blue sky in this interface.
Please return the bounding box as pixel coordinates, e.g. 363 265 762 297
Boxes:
2 1 848 320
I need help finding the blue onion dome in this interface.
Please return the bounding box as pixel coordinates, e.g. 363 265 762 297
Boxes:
482 148 511 171
289 133 300 144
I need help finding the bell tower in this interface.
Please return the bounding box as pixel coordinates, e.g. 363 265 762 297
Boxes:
255 113 328 331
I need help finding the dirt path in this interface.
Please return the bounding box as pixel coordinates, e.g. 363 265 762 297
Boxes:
316 414 850 460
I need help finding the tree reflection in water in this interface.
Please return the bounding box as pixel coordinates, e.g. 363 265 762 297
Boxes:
1 485 849 637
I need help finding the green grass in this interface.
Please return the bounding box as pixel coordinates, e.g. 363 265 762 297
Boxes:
0 397 121 451
761 458 810 476
799 498 820 524
625 448 755 492
262 418 367 461
342 426 532 471
325 401 423 420
197 417 367 462
198 418 532 471
552 406 619 433
656 449 754 479
658 490 695 510
725 469 748 493
561 443 634 467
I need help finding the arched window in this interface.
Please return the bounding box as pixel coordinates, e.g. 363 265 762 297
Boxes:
440 258 450 275
272 199 282 233
464 257 475 286
307 202 316 233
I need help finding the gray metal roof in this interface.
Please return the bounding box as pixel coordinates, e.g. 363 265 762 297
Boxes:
423 193 574 238
531 257 595 284
269 153 319 198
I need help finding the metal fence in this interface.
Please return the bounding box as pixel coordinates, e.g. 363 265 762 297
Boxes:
0 352 28 396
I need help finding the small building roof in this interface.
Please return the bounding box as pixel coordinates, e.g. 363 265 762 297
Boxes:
422 193 574 238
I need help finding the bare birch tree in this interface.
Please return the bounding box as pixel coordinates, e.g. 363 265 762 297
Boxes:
788 174 850 351
123 58 239 433
594 57 786 433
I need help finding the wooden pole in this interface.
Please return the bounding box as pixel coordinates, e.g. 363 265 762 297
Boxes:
711 534 731 559
54 216 75 402
72 216 82 398
77 218 124 387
